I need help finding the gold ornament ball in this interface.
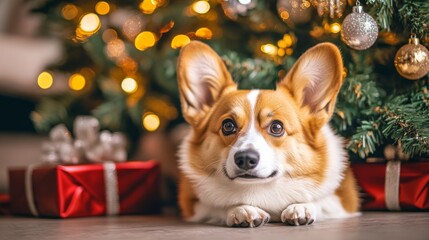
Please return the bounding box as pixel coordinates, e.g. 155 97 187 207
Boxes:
394 37 429 80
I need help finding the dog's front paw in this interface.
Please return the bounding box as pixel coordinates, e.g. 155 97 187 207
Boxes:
226 205 270 228
281 203 316 226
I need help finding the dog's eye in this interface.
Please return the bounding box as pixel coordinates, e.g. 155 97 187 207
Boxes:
269 120 285 137
222 119 237 136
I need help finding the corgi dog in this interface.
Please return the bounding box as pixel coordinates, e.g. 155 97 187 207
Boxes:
176 41 359 227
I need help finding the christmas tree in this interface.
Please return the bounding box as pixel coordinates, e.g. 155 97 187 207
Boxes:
30 0 429 160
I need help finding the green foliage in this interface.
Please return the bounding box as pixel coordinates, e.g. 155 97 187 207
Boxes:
222 52 279 90
30 0 429 159
368 0 429 37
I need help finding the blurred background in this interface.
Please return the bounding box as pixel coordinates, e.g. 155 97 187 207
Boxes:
0 0 428 206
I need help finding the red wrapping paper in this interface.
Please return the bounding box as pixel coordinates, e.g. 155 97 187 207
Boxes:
8 160 161 218
352 162 429 210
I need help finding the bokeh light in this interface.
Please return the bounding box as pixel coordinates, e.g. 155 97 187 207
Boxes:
192 1 210 14
238 0 252 4
102 28 118 43
135 31 156 51
37 71 54 89
79 13 101 33
95 1 110 15
68 73 86 91
171 34 191 49
61 4 79 20
121 77 138 93
195 27 213 39
142 112 160 132
261 44 278 55
330 23 341 33
139 0 157 14
106 39 125 58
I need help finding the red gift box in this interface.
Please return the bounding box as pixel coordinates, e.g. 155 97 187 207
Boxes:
8 160 161 218
352 162 429 211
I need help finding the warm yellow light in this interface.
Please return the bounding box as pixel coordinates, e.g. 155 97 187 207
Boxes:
195 27 213 39
37 71 53 89
277 39 286 48
302 0 311 8
261 44 278 55
134 31 156 51
277 48 285 57
61 4 79 20
68 73 86 91
286 48 294 55
171 34 191 49
142 112 160 132
121 77 138 93
139 0 157 14
192 1 210 14
239 0 252 4
330 23 341 33
79 13 101 33
283 34 293 47
95 1 110 15
280 11 289 20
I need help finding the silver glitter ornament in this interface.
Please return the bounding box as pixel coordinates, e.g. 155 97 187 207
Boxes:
341 5 378 50
394 36 429 80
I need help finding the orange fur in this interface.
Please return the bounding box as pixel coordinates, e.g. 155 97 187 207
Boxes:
336 167 361 212
178 173 198 218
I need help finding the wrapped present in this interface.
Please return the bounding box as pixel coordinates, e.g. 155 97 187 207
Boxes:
9 160 161 218
8 116 161 218
352 161 429 211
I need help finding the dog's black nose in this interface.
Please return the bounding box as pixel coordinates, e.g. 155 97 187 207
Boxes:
234 149 260 170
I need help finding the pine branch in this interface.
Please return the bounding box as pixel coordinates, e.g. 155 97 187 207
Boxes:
398 0 429 37
382 86 429 156
332 52 384 135
222 52 279 90
366 0 394 31
367 0 429 37
347 120 384 159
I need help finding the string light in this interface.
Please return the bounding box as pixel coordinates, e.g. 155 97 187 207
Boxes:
37 71 53 89
61 4 79 20
95 1 110 15
135 31 156 51
171 34 191 49
79 13 101 33
195 27 213 39
68 73 86 91
192 1 210 14
261 44 278 55
283 34 293 47
238 0 252 5
142 112 160 132
139 0 157 14
121 77 138 93
330 23 341 33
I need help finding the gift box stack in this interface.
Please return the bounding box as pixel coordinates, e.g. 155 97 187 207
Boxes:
351 145 429 211
7 116 162 218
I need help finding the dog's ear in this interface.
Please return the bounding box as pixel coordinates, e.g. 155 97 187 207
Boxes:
177 41 236 125
278 43 344 126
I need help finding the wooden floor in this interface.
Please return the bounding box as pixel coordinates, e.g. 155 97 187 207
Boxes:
1 212 428 240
